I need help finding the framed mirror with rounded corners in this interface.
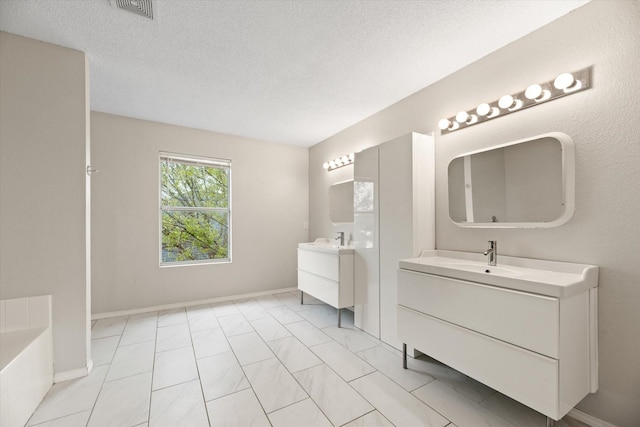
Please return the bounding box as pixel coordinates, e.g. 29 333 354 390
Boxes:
447 132 575 228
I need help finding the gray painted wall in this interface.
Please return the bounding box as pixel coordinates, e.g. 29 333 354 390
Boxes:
309 2 640 425
0 32 90 376
91 112 309 314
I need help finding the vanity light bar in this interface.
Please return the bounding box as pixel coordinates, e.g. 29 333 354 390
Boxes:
438 67 591 135
323 153 355 171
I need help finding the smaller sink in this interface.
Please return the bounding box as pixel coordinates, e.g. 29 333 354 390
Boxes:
298 238 354 254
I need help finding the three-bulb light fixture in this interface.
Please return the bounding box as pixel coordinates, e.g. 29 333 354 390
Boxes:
323 153 355 171
438 67 591 135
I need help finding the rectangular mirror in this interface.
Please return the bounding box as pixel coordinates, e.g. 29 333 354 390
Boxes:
329 180 354 224
448 132 574 228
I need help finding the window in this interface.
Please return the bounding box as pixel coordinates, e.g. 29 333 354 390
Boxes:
160 153 231 265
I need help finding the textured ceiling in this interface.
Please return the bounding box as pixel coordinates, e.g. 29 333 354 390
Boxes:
0 0 589 147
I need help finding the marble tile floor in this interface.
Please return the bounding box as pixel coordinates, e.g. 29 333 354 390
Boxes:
27 290 590 427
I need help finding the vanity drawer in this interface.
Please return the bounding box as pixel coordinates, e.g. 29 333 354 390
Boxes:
397 269 559 358
298 270 340 308
298 249 339 281
398 306 560 419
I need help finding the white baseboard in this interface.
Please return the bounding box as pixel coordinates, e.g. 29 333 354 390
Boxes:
92 287 298 320
568 408 618 427
54 363 91 383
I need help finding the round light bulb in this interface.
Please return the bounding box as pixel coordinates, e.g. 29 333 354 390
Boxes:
322 162 329 169
525 84 543 100
476 103 491 116
554 73 575 90
329 160 336 168
455 111 469 123
348 153 355 161
341 155 349 163
498 95 515 109
438 118 451 130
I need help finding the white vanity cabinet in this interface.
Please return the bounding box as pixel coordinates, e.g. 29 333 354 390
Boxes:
297 243 354 326
397 251 599 421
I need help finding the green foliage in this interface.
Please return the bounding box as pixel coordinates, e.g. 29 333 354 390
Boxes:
161 162 228 208
161 161 229 262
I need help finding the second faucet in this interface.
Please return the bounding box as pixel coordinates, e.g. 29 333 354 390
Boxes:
484 240 497 266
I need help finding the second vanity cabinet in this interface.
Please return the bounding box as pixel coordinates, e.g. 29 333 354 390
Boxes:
297 242 354 326
397 251 599 421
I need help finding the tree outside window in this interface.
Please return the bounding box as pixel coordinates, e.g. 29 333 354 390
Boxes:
160 153 231 265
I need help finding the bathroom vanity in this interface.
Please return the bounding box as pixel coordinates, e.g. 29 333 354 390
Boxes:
397 250 598 421
297 239 354 327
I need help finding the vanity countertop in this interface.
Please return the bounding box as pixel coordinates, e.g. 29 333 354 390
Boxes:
298 239 354 255
399 250 598 298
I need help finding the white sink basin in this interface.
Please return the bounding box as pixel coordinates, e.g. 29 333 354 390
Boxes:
445 263 524 277
399 250 598 297
298 238 354 254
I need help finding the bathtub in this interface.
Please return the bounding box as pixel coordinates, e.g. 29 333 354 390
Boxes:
0 295 53 427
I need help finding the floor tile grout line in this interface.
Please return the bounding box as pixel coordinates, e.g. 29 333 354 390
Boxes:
278 311 381 427
83 316 131 426
347 371 451 427
351 343 435 392
413 380 521 427
358 345 503 407
344 371 392 425
336 409 390 427
277 362 334 424
184 307 214 427
27 408 93 426
410 380 518 427
230 332 277 425
225 296 278 424
354 346 513 427
233 295 341 422
407 380 457 426
305 315 456 426
306 343 375 384
332 327 451 425
144 310 162 425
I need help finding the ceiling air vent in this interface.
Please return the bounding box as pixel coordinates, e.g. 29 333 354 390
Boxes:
110 0 153 20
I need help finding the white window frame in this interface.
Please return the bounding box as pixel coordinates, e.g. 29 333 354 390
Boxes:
159 152 232 267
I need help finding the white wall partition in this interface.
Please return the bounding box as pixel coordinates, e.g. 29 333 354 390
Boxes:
0 32 90 378
353 133 435 348
353 146 380 337
379 133 435 349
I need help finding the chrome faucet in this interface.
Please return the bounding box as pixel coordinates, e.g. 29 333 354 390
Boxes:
484 240 497 266
335 232 345 246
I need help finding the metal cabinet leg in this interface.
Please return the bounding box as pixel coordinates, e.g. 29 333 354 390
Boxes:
546 417 558 427
403 343 408 369
338 308 342 328
300 291 303 305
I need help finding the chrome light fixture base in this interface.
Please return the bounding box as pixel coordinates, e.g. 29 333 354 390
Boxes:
439 67 591 135
323 153 355 171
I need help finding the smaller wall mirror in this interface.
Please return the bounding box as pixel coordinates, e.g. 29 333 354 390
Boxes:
329 180 354 224
448 132 575 228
